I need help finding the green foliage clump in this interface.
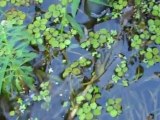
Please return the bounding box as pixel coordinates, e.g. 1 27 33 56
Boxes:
0 22 37 94
148 19 160 44
45 4 68 26
35 0 43 4
27 17 48 44
76 86 102 120
10 0 30 6
109 0 128 18
81 29 117 52
131 30 150 49
151 4 160 17
140 47 160 67
44 28 76 49
131 35 142 49
62 57 91 78
5 9 26 25
112 60 128 84
106 98 122 117
0 0 7 7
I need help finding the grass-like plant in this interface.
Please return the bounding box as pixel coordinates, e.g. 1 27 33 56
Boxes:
0 21 37 95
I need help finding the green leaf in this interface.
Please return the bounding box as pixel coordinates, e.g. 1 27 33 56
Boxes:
110 109 118 117
71 0 80 17
66 14 84 38
145 52 153 59
9 111 15 116
90 102 97 109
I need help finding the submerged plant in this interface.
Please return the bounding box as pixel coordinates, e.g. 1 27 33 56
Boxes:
106 98 122 117
45 4 69 26
0 21 37 94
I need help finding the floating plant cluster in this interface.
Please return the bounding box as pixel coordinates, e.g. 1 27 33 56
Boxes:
106 98 122 117
62 57 91 78
44 28 76 49
0 0 44 7
5 9 26 25
27 17 48 44
109 0 128 18
76 86 102 120
140 47 160 67
112 59 128 84
80 29 117 55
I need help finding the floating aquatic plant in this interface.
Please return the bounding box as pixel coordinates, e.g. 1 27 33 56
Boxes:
147 19 160 44
80 29 117 56
106 98 122 117
151 4 160 17
131 35 142 49
10 0 30 6
76 86 102 120
44 28 76 50
32 81 51 111
140 47 160 67
112 59 128 84
5 9 26 25
27 17 47 44
109 0 128 18
45 4 69 26
62 57 91 78
0 0 7 7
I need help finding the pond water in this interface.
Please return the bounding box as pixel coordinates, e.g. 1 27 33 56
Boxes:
0 0 160 120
